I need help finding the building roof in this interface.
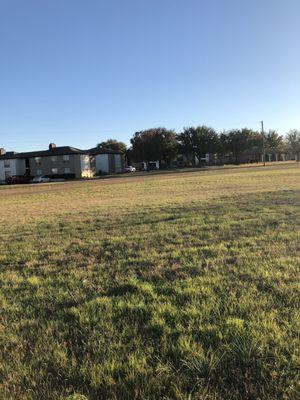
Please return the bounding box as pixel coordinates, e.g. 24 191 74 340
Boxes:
0 151 19 159
0 146 85 160
87 146 122 155
0 145 122 160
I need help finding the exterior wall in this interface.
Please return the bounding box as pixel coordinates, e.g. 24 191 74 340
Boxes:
108 154 116 173
195 154 210 165
115 154 123 172
0 159 26 181
1 152 123 181
29 154 81 177
95 154 124 174
95 154 109 173
140 161 160 170
0 161 4 181
79 155 94 178
16 159 26 175
181 153 210 166
29 154 94 179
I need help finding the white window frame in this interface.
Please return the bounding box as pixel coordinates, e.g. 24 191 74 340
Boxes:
64 167 71 174
51 156 57 162
36 169 42 175
51 168 58 174
35 157 42 165
63 155 70 162
4 160 10 168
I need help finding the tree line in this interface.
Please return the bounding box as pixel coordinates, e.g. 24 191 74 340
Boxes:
98 127 300 166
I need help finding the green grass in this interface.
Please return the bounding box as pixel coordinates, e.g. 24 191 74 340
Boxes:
0 165 299 399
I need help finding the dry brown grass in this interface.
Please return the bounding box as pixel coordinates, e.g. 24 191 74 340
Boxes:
0 163 299 400
0 164 299 229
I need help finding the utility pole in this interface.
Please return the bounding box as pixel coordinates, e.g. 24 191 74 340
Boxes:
261 121 266 166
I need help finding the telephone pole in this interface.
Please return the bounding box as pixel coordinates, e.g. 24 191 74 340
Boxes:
261 121 266 166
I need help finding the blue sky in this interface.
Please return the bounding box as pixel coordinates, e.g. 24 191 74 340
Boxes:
0 0 299 151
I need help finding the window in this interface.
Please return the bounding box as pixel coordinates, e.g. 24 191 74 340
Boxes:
51 156 57 162
64 167 70 174
35 157 42 165
36 169 42 175
5 171 10 179
63 155 69 162
51 168 58 174
4 160 10 168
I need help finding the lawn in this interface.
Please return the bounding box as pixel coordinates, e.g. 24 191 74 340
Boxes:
0 164 299 400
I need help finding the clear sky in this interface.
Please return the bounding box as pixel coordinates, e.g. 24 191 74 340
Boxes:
0 0 299 151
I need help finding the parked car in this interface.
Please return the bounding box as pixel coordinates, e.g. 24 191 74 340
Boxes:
124 166 136 172
6 175 31 185
31 175 51 183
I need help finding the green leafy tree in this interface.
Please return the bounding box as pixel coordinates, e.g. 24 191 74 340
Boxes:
178 126 219 164
97 139 127 154
286 129 300 160
218 132 230 158
226 128 259 163
264 130 284 153
177 129 194 158
130 128 178 166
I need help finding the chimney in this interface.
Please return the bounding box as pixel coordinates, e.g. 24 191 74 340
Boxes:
49 143 56 151
0 148 6 156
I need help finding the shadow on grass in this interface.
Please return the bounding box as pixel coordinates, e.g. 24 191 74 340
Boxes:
0 189 299 399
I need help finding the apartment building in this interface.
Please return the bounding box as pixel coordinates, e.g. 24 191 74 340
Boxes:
0 143 124 182
88 147 124 174
0 149 26 181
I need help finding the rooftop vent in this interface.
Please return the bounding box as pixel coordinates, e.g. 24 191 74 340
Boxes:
49 143 57 151
0 148 6 155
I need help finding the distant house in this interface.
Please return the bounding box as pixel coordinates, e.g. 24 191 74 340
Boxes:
142 161 160 170
0 144 92 181
0 149 26 181
88 147 124 174
180 153 211 167
0 143 124 182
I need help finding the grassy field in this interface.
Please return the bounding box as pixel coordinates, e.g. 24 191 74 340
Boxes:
0 164 299 400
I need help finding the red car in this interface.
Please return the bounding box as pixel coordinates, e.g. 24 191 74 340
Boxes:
6 175 31 185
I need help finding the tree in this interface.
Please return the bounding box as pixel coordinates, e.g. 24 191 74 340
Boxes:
130 128 178 166
97 139 127 154
177 129 194 161
264 130 284 154
178 126 219 164
226 128 259 163
218 132 230 158
286 129 300 160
